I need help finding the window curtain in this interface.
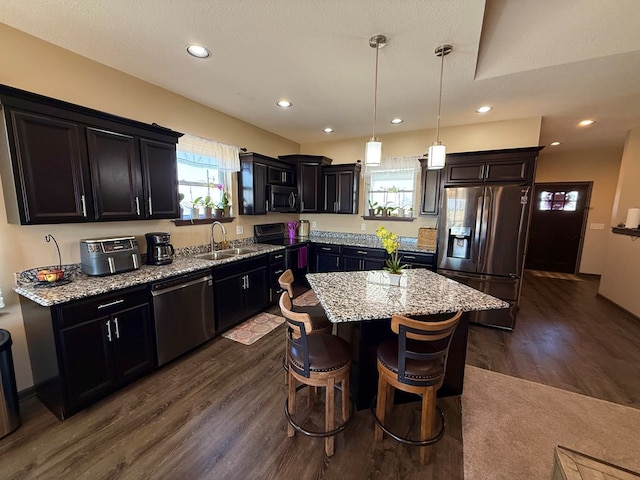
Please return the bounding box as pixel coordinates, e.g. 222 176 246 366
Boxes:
177 134 241 172
363 155 421 179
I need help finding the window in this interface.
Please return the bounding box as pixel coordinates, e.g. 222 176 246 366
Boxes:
365 156 419 217
176 134 240 218
538 190 578 212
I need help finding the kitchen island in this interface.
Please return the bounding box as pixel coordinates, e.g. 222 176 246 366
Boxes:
306 269 508 409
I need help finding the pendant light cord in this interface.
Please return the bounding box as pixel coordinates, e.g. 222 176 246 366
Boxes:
435 43 444 144
372 39 380 140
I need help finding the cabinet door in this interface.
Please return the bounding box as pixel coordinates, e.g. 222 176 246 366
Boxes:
336 171 356 213
239 161 268 215
483 160 528 183
419 167 441 216
214 275 246 332
59 317 115 410
323 172 338 212
87 127 142 220
111 303 154 384
267 165 295 186
244 268 268 317
7 110 92 223
343 256 362 272
445 163 485 184
140 138 180 219
315 253 342 272
298 163 322 212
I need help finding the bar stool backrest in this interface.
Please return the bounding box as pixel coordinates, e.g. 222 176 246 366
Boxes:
278 269 295 299
390 311 462 387
279 291 313 377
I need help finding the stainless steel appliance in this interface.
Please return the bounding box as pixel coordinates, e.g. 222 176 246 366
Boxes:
437 184 531 330
150 271 214 366
145 232 174 265
269 185 298 212
79 236 141 276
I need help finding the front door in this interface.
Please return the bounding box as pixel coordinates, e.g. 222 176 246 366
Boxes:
525 182 591 273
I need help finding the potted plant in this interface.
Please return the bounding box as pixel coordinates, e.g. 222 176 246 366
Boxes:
220 189 231 217
376 225 406 285
192 196 205 219
202 195 215 218
368 200 379 217
178 193 185 217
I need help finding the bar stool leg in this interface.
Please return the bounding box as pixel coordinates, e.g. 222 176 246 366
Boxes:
325 377 335 456
420 388 436 464
374 377 388 442
288 371 296 438
341 374 350 422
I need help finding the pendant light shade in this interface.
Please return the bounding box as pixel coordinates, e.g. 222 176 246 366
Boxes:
427 44 452 170
365 34 386 166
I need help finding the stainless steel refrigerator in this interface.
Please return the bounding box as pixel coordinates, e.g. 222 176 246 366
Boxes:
437 184 531 330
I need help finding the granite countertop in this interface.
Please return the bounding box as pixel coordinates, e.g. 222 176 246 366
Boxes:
306 269 508 323
15 243 284 307
309 231 436 254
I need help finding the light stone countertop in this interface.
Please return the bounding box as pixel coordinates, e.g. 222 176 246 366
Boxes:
306 269 509 323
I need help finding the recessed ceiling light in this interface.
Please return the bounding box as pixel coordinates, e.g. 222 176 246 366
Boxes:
550 141 561 146
578 119 595 126
476 105 493 113
277 100 292 108
390 118 403 124
185 44 211 59
323 127 334 134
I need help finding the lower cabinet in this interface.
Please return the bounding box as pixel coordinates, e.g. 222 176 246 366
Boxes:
398 250 436 270
311 243 342 272
213 255 269 332
342 246 386 271
268 250 286 303
21 285 154 420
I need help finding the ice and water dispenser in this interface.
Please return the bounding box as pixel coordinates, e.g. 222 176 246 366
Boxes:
446 226 472 259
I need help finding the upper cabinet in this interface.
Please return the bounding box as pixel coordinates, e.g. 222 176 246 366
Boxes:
0 84 182 225
443 147 542 186
278 154 333 213
322 162 361 214
418 159 441 216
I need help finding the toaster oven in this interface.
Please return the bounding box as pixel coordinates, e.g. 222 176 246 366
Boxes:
80 236 141 276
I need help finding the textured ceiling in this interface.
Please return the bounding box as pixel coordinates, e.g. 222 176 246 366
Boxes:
1 0 639 152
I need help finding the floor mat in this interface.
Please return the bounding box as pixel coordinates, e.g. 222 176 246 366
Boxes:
221 312 285 345
293 289 320 306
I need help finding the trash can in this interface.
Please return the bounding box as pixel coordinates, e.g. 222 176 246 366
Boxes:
0 329 20 438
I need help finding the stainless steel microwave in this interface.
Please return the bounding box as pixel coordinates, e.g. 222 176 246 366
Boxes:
269 185 298 212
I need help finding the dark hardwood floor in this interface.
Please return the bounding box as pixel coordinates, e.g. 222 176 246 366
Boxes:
2 271 639 479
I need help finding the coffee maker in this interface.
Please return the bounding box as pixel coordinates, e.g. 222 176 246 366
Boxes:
145 232 175 265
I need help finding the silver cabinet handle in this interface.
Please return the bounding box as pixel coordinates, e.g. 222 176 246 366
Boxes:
404 255 416 260
245 275 250 289
80 194 87 217
106 320 112 342
300 200 304 211
148 197 153 215
242 275 247 289
135 196 140 216
273 254 284 259
322 247 331 251
98 299 124 310
356 250 368 255
274 269 284 276
113 318 120 339
335 257 339 267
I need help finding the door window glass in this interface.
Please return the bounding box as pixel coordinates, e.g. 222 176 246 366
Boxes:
538 190 579 211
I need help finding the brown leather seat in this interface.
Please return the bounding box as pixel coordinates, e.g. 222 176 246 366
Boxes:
279 291 353 457
278 269 331 334
373 311 462 465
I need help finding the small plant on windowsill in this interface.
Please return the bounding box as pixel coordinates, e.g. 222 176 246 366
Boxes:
368 200 379 216
376 226 406 275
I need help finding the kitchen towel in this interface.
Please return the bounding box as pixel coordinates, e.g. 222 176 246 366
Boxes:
297 246 308 269
625 207 640 229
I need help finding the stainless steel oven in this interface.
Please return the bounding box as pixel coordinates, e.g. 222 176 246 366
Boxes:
269 185 298 212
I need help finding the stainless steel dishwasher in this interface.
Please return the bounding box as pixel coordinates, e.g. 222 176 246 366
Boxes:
150 271 214 366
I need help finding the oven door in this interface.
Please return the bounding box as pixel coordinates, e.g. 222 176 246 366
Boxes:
270 186 298 212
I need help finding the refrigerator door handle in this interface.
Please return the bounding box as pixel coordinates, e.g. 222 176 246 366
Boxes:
514 186 531 275
475 190 485 267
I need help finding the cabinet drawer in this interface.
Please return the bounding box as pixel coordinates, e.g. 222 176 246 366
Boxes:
213 254 267 279
342 246 386 259
269 250 286 263
398 251 436 268
313 243 341 255
56 285 148 328
270 262 286 282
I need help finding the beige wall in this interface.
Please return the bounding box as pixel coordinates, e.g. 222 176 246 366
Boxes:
300 117 543 238
0 24 300 390
534 147 622 274
599 128 640 315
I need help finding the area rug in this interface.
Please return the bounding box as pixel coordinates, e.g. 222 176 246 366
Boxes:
462 365 640 480
528 269 583 281
221 312 285 345
293 289 320 307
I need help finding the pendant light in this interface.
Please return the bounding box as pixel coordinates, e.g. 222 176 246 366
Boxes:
365 34 386 166
428 44 452 170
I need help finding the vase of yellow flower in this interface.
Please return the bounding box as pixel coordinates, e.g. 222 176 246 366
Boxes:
376 225 406 285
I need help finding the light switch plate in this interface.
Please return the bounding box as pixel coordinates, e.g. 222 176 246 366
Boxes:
312 221 317 228
236 225 244 234
361 223 366 231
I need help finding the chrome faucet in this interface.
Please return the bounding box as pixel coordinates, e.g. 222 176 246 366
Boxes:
210 221 228 252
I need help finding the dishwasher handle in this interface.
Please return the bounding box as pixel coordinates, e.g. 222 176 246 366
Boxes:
151 275 212 296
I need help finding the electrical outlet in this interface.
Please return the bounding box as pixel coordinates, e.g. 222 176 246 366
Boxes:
361 223 366 231
236 225 244 235
312 221 317 228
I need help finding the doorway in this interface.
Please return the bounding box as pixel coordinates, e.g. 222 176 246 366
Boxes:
525 182 592 273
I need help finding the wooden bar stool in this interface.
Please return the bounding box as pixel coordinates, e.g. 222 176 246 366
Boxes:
372 311 462 464
279 292 353 456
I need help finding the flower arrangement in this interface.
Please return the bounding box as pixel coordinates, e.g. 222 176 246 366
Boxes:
376 225 406 274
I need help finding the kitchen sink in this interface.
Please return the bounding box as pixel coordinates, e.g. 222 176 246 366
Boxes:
195 247 258 261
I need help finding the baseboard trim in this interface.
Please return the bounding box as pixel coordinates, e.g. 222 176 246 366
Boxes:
18 386 36 401
597 293 640 322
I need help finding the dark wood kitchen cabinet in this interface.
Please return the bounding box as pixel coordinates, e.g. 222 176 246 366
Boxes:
311 243 342 272
268 250 286 303
397 250 436 270
238 153 268 215
20 285 154 420
267 163 295 187
443 147 542 186
0 84 181 224
278 154 333 213
418 158 441 216
322 162 361 214
213 254 269 332
342 246 386 271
